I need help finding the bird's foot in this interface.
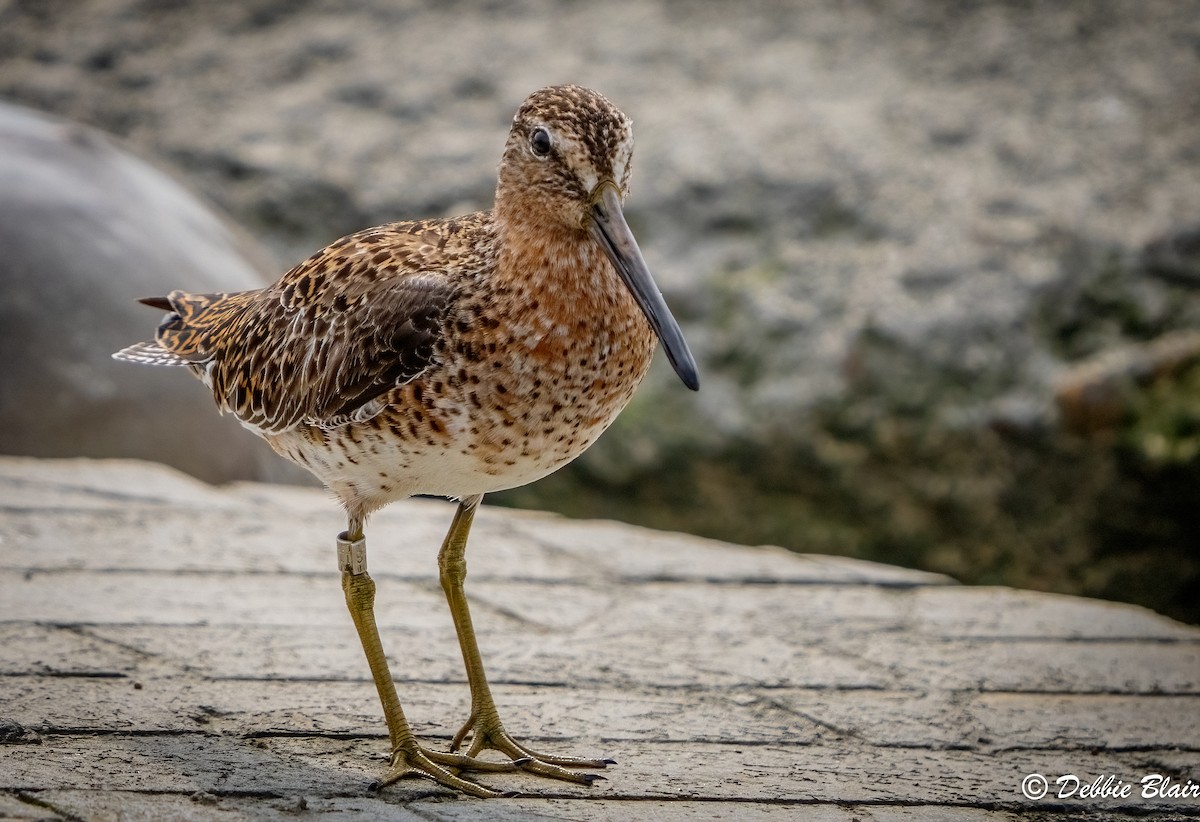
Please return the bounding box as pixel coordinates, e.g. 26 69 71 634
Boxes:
451 713 614 786
378 742 520 798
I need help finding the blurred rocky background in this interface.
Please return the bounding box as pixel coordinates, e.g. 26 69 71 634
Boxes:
1 0 1198 623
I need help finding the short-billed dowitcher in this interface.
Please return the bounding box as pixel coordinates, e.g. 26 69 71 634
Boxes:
115 84 698 797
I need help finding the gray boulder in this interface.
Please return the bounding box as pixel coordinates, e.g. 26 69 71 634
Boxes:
0 101 301 484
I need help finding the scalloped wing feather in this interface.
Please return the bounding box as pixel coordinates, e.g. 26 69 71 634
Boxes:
116 221 465 435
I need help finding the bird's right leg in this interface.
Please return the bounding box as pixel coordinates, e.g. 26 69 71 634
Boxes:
337 526 515 797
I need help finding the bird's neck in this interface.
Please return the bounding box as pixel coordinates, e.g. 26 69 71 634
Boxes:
487 208 643 344
492 210 606 295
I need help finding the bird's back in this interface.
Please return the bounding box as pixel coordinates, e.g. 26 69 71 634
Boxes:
116 215 491 436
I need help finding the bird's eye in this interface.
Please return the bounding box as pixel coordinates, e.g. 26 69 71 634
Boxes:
530 127 552 157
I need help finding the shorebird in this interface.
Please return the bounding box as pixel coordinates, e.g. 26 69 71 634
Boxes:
114 85 698 797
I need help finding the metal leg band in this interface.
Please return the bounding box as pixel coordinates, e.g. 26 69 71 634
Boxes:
337 531 368 575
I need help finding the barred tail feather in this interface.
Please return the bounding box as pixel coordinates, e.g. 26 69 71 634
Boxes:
112 340 189 367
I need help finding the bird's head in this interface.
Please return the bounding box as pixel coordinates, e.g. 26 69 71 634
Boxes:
498 84 633 231
497 85 698 391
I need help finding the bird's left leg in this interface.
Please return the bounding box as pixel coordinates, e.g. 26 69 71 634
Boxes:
437 494 613 785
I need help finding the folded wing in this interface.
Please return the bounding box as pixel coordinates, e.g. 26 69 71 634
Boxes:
115 227 457 435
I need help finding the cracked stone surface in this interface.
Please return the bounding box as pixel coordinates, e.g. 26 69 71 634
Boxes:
0 456 1197 819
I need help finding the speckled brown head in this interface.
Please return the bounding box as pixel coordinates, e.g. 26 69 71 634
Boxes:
498 85 699 390
497 85 632 230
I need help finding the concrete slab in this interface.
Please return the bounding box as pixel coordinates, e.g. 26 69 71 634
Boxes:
1 457 1197 820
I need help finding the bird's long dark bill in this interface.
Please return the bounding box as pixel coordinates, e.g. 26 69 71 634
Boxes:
589 183 700 391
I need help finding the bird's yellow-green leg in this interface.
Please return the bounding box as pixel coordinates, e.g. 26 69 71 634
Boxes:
337 528 518 798
437 495 613 785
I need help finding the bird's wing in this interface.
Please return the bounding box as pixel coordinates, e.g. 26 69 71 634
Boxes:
144 224 462 434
